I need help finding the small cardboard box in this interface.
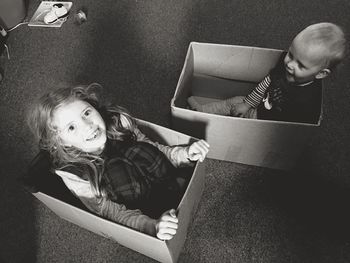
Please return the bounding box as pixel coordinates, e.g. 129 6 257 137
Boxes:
24 119 205 263
171 42 323 170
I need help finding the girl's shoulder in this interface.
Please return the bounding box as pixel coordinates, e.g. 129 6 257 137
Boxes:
58 163 89 181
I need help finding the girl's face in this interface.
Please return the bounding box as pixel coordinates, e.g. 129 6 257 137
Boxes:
51 100 107 153
284 35 328 84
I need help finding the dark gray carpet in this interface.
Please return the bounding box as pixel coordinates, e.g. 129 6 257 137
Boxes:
0 0 350 262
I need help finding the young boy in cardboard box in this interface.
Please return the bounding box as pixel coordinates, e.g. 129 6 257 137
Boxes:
188 22 346 124
27 84 209 240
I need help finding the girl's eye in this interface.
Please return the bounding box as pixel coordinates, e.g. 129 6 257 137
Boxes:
84 109 91 116
68 125 75 132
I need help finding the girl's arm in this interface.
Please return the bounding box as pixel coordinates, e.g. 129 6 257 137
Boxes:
56 170 157 236
56 170 179 238
134 128 209 167
85 197 178 240
85 196 157 236
133 127 192 167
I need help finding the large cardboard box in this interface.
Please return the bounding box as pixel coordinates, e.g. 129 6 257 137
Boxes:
25 119 205 263
171 42 323 170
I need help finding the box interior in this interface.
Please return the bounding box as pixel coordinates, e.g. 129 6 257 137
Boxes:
173 42 323 124
23 121 197 218
171 42 323 170
22 120 204 263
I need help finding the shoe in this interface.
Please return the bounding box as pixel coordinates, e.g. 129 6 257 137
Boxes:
43 4 68 24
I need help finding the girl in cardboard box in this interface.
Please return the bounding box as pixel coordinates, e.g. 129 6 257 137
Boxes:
28 84 209 240
188 22 346 124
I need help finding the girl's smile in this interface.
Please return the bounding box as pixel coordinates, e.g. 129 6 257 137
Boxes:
51 100 107 153
86 127 102 141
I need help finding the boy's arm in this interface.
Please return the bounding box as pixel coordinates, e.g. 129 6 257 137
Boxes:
134 127 192 168
244 75 271 108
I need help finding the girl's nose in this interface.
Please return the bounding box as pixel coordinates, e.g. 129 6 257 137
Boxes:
83 118 94 130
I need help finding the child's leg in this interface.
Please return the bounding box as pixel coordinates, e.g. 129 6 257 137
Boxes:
188 96 245 115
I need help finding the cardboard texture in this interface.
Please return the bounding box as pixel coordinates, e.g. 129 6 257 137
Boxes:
171 42 323 170
32 119 205 263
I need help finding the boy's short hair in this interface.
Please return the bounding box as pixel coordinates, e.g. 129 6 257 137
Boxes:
299 22 346 69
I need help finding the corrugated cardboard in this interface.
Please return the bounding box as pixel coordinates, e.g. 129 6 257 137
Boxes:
31 119 205 263
171 42 323 170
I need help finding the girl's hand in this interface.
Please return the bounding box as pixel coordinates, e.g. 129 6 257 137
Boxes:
156 209 178 240
187 139 210 162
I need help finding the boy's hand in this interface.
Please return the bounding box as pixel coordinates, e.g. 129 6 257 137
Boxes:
156 209 178 240
231 102 252 117
187 139 210 162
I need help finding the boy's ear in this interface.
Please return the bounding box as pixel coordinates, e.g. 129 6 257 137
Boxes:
315 68 331 79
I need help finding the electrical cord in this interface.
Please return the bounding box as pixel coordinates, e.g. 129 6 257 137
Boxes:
7 21 29 32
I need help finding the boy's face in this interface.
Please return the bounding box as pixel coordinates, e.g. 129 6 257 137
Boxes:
52 100 107 153
284 35 329 84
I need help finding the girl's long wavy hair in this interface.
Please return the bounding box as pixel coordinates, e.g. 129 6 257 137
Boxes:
27 83 137 197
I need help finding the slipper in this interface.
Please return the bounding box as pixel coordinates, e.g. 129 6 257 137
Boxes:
43 4 69 24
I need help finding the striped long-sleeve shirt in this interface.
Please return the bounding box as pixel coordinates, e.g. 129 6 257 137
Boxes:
243 51 322 124
244 75 272 108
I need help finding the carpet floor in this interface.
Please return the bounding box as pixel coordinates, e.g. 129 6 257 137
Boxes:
0 0 350 262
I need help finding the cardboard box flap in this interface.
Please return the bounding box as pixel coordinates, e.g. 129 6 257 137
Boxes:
171 42 323 169
167 161 205 260
191 42 282 82
136 118 195 146
34 192 173 263
172 46 194 109
190 73 257 100
32 120 205 262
